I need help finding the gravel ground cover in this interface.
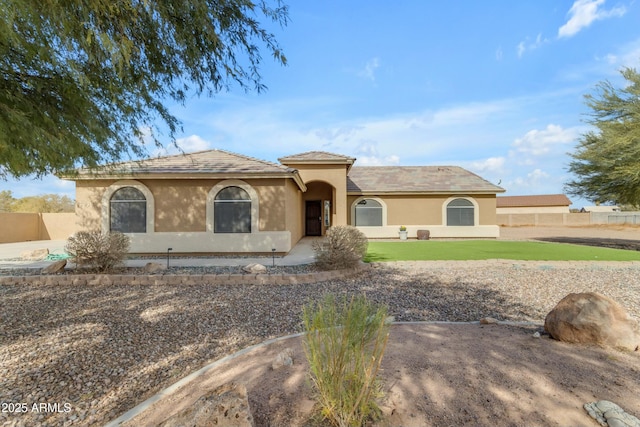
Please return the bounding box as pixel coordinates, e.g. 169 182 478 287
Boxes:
1 261 639 426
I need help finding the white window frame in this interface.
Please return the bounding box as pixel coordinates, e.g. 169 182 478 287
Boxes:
206 180 260 234
351 196 387 226
101 180 155 234
442 196 479 226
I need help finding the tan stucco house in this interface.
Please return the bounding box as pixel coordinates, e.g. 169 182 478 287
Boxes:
67 150 505 253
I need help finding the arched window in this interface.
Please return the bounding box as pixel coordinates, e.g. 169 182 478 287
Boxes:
447 198 474 226
354 199 383 226
110 187 147 233
214 186 251 233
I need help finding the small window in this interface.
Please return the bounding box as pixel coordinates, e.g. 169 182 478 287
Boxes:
214 186 251 233
110 187 147 233
447 198 474 226
355 199 383 226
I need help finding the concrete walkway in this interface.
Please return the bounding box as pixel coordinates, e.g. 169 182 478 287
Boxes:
0 237 319 269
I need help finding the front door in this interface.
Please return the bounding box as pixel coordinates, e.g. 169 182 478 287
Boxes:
305 201 322 236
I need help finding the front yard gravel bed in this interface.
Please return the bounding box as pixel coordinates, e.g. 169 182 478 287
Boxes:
0 264 316 277
1 261 639 426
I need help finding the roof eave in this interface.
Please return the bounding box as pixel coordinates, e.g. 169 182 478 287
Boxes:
347 189 505 196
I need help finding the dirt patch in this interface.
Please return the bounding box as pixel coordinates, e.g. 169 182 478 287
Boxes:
500 225 640 251
124 323 640 427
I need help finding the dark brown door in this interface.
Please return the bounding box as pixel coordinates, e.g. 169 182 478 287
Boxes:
305 201 322 236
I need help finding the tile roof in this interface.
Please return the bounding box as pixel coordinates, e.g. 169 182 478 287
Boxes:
497 194 572 208
278 151 356 163
75 149 295 177
347 166 505 194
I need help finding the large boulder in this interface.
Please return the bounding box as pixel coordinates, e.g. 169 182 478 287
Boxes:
243 263 267 274
144 262 166 274
21 248 49 261
544 292 640 351
41 259 67 275
159 382 253 427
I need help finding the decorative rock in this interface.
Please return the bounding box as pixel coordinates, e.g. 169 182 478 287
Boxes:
417 229 430 240
242 263 267 274
21 248 49 261
584 400 640 427
159 382 253 427
479 317 499 325
144 262 166 274
41 260 67 275
272 348 294 370
545 292 640 351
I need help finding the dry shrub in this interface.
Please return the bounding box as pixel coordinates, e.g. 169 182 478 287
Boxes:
65 230 130 272
303 294 390 427
313 225 368 270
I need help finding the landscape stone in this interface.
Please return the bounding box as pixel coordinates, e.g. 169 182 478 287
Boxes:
21 248 49 261
272 348 294 370
144 262 166 274
479 317 499 325
584 400 640 427
159 382 253 427
41 260 67 274
544 292 640 351
242 263 267 274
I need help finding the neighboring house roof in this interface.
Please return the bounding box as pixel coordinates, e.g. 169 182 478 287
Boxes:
347 166 505 194
497 194 572 208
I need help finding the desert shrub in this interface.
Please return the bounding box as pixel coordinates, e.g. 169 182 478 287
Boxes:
313 225 368 270
303 294 390 427
65 230 130 272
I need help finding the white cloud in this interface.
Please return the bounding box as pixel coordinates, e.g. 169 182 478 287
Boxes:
176 134 211 152
152 134 212 157
358 57 380 82
511 124 579 156
558 0 626 39
354 141 400 166
517 33 549 58
495 47 503 61
466 157 506 174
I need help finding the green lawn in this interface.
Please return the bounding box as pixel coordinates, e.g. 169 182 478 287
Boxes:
364 240 640 262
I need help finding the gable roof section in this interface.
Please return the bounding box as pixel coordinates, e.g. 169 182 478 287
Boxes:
347 166 505 194
279 151 356 171
71 149 306 190
497 194 571 208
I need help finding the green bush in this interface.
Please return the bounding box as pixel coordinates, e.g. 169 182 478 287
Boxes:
313 225 368 270
303 294 390 427
65 230 130 272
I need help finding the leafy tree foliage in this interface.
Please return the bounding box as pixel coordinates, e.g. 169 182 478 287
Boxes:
0 190 14 211
0 190 74 212
566 67 640 206
12 194 75 213
0 0 288 178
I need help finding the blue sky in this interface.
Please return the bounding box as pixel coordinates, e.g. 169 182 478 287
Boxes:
4 0 640 209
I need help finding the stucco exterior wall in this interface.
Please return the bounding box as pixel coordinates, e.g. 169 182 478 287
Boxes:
0 213 77 243
497 206 570 214
347 194 497 225
497 212 591 226
74 177 296 253
285 179 304 245
0 213 39 243
40 213 78 239
294 164 349 226
346 194 499 238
